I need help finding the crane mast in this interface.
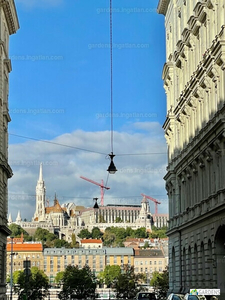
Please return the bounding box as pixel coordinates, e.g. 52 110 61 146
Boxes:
80 176 110 206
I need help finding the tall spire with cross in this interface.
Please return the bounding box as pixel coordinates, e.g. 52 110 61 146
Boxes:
33 163 46 221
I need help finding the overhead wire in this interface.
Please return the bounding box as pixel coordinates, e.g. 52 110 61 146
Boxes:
9 133 167 156
110 0 114 153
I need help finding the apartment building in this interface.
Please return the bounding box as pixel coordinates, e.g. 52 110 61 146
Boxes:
6 241 43 276
158 0 225 296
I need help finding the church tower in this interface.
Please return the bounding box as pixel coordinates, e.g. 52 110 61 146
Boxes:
135 196 153 230
33 163 46 221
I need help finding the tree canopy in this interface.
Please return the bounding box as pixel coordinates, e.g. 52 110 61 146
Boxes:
114 265 145 299
98 265 121 287
150 267 169 300
14 267 49 300
149 226 168 239
9 224 31 241
59 265 96 300
77 228 92 239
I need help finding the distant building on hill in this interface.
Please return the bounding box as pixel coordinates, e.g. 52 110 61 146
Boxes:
8 164 167 241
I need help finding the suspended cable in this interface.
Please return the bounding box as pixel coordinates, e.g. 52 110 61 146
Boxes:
9 133 166 156
110 0 113 153
9 133 107 156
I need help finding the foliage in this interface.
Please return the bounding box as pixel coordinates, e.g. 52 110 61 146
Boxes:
98 265 121 287
102 226 149 247
59 265 96 300
9 225 80 249
114 265 145 299
54 271 64 285
77 229 92 239
115 217 123 223
143 241 149 249
71 233 79 248
98 214 106 223
34 227 73 248
149 226 168 239
14 267 49 300
54 239 71 248
91 227 103 239
34 227 57 242
134 227 148 238
9 224 29 240
102 230 116 246
150 267 169 300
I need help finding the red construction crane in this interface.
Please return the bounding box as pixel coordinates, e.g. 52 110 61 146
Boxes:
141 193 161 215
80 176 110 206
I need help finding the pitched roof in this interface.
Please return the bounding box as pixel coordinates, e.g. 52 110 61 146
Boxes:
7 243 43 252
81 239 102 244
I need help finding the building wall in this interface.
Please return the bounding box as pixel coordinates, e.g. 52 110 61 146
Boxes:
158 0 225 296
0 1 19 299
43 247 135 284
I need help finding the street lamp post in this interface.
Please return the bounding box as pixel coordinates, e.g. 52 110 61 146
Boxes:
10 236 14 300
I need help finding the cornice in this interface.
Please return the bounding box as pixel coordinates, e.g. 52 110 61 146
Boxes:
157 0 170 16
0 153 13 178
0 224 11 236
0 0 19 35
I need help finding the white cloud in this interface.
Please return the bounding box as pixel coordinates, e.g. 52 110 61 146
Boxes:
8 122 168 221
16 0 63 9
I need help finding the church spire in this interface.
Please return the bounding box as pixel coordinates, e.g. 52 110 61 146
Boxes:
39 162 43 182
8 213 12 224
16 210 22 223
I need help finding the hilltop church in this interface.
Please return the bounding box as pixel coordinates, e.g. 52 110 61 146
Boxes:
8 164 166 240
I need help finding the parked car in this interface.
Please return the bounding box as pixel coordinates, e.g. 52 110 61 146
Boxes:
184 295 207 300
167 294 185 300
134 291 157 300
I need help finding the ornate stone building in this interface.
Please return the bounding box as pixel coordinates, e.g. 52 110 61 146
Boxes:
0 1 19 299
9 164 158 240
158 0 225 296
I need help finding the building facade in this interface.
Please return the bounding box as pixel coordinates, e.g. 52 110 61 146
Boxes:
158 0 225 296
6 239 43 275
0 1 19 299
43 247 134 284
134 249 167 283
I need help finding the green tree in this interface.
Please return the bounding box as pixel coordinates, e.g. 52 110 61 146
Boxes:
100 265 121 287
54 239 71 248
34 228 57 243
59 265 96 300
71 233 79 248
91 227 103 239
114 265 144 299
98 214 106 223
14 267 49 300
115 217 123 223
102 230 116 246
134 227 148 238
77 229 92 239
150 267 169 300
9 224 29 239
54 271 64 286
149 226 168 239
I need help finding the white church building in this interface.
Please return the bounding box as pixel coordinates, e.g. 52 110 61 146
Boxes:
8 164 160 240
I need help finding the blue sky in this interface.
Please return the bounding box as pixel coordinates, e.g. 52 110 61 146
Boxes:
8 0 168 221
